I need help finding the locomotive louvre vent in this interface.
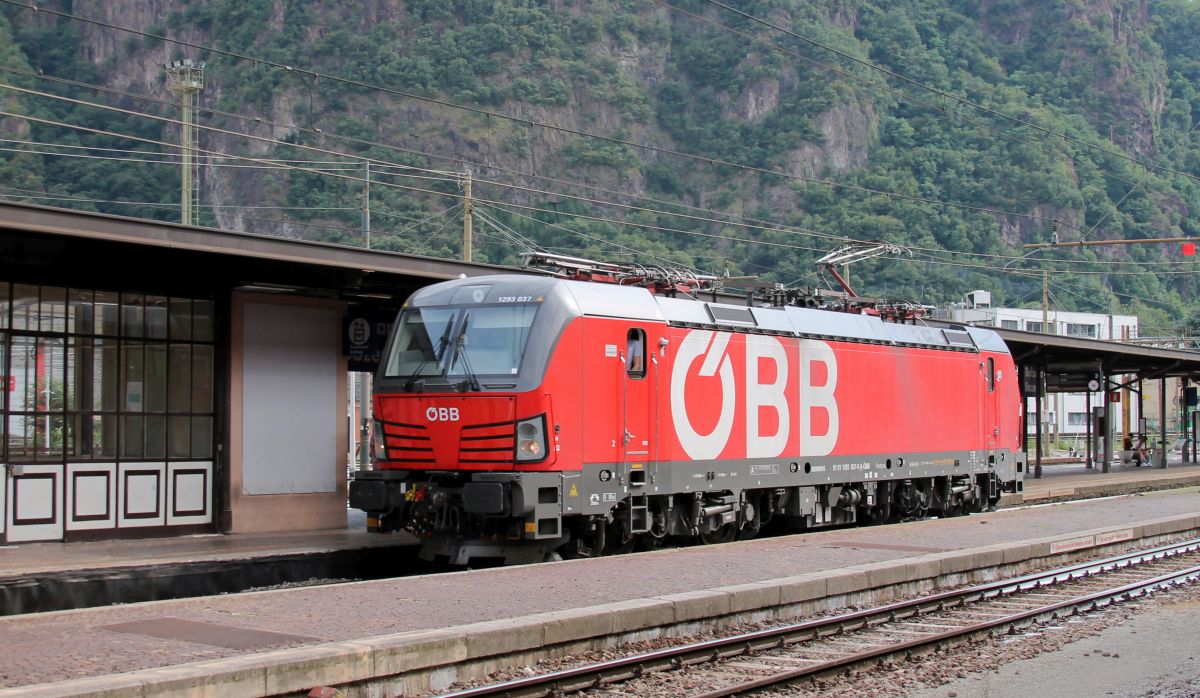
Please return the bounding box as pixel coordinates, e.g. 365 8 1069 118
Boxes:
706 304 757 327
942 329 976 348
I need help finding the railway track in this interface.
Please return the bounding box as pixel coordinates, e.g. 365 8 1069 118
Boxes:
437 538 1200 697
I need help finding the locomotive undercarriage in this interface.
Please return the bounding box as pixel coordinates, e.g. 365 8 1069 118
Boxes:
567 472 1003 558
351 455 1017 564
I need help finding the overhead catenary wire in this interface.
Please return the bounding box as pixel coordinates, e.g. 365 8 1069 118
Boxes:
5 85 1193 283
0 143 464 181
0 8 1185 309
2 82 1178 274
0 24 1188 309
4 103 1193 280
0 2 1086 232
2 64 1173 272
7 63 1129 267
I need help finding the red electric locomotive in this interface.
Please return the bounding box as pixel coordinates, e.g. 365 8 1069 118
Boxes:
350 253 1024 564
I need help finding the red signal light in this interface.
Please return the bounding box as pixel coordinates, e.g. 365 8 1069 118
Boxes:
1184 242 1196 257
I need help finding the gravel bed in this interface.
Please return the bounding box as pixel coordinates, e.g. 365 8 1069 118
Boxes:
426 536 1198 697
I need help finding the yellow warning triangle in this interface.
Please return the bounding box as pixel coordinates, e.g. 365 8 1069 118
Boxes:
568 484 579 497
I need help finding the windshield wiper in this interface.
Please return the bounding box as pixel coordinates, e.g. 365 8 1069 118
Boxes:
404 316 455 392
452 312 482 392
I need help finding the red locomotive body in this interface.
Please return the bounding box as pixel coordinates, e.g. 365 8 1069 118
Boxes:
350 270 1024 564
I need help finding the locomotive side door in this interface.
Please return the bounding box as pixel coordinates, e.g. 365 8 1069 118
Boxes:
621 328 654 487
983 355 998 449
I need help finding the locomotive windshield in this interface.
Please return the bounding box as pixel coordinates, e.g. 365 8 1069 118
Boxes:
382 304 539 382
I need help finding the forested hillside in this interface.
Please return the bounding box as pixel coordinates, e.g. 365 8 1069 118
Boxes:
1 0 1198 333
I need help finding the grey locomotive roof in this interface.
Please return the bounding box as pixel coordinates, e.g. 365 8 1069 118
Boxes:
561 280 666 321
408 275 1007 353
659 296 1008 353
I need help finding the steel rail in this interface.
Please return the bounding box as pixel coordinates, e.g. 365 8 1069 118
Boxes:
693 558 1200 697
435 538 1200 698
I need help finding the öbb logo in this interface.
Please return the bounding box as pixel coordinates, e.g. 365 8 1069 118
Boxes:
426 407 461 422
669 331 839 460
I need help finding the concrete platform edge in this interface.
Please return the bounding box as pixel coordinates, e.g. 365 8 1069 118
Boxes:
5 512 1199 698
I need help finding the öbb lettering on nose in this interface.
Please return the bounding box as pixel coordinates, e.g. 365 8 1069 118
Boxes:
426 407 461 422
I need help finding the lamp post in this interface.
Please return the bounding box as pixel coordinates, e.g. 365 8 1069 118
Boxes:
166 59 206 226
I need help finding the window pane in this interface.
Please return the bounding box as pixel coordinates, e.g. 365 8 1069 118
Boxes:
192 345 214 413
0 281 9 329
168 345 192 412
145 343 167 412
65 415 78 459
193 300 215 341
95 339 119 412
33 414 64 461
121 415 143 458
146 296 168 339
168 415 190 458
67 341 87 411
40 286 66 334
122 343 145 412
12 284 37 331
145 414 166 458
8 414 31 461
68 414 90 459
11 336 36 412
95 291 119 336
36 338 65 411
191 416 213 458
169 298 192 340
121 293 145 338
93 414 117 458
69 289 94 335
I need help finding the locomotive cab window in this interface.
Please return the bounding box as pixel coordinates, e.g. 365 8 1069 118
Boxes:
626 328 645 378
447 305 538 377
382 307 457 378
383 304 539 381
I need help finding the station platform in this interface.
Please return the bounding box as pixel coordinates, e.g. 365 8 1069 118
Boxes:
0 461 1196 582
0 517 413 581
1015 458 1200 503
0 469 1198 696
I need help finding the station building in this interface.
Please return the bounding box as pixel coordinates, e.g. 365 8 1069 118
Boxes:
0 202 494 544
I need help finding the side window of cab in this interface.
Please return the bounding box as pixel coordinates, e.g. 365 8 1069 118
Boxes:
626 328 645 378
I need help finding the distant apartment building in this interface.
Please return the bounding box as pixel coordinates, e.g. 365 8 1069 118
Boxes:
952 290 1139 341
945 290 1142 443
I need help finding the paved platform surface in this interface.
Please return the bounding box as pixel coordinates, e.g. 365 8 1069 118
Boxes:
1 485 1198 692
0 511 416 580
1019 460 1200 502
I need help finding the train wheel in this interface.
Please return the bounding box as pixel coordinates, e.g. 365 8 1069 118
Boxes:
604 517 638 555
699 523 738 545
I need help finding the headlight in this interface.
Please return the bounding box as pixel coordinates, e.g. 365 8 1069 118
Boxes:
370 419 387 465
515 414 548 462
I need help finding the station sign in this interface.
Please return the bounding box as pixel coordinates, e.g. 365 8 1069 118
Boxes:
343 313 395 372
